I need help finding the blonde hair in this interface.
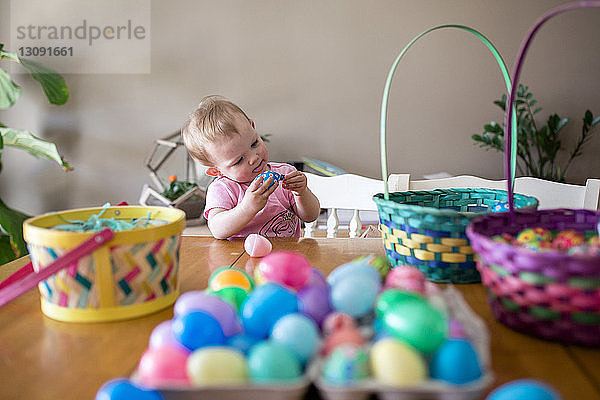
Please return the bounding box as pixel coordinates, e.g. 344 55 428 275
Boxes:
181 95 251 165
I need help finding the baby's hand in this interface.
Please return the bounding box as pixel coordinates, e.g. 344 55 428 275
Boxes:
240 175 279 215
283 171 308 196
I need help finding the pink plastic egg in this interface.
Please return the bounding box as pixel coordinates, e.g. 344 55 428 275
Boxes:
137 344 190 387
322 312 356 337
244 234 273 257
257 251 311 290
322 327 365 356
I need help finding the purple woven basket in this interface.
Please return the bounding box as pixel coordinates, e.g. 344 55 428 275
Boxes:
466 2 600 346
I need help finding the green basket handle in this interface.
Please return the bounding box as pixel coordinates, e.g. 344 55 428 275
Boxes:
380 24 517 200
505 1 600 212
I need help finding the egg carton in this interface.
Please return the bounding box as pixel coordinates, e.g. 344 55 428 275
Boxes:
131 286 491 399
315 285 493 400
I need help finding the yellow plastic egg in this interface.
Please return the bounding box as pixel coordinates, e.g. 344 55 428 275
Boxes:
370 338 426 387
186 347 248 385
209 267 254 292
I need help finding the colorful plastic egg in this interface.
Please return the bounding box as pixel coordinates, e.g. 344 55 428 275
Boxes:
486 379 561 400
297 282 332 326
95 378 163 400
241 283 298 339
382 296 448 354
257 251 312 290
515 227 552 245
137 344 190 387
271 313 320 364
322 327 365 356
492 201 510 213
370 338 426 387
330 274 381 318
173 291 241 337
430 339 482 384
327 261 382 287
322 344 370 385
351 254 391 278
208 267 254 292
255 171 285 188
589 236 600 246
552 230 585 251
384 266 426 294
172 311 226 351
244 234 273 257
322 312 356 337
186 347 248 385
375 289 423 318
247 341 302 383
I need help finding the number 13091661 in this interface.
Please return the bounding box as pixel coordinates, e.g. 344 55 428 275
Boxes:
18 47 73 57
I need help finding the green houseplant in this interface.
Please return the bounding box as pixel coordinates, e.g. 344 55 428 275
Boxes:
473 84 599 182
0 43 70 264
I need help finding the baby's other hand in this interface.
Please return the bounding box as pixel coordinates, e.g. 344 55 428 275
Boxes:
283 171 308 196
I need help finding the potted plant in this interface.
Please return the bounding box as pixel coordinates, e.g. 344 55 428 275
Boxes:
0 43 70 264
473 84 599 182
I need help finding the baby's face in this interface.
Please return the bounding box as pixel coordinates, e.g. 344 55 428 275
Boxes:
206 113 269 183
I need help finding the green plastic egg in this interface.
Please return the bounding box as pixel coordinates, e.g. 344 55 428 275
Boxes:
381 296 448 354
375 289 424 318
247 341 302 384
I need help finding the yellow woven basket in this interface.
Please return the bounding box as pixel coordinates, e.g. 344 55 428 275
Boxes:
22 206 186 323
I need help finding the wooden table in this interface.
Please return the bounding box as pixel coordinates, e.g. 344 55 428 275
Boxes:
1 236 599 399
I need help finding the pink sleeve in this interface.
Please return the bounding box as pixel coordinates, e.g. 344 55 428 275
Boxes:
203 180 237 219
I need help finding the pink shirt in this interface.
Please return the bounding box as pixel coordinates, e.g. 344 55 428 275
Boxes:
204 162 301 238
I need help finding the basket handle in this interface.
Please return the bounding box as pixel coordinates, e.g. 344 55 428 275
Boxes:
505 1 600 212
0 228 114 308
380 24 517 200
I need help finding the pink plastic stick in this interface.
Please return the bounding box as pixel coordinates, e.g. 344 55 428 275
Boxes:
0 228 114 308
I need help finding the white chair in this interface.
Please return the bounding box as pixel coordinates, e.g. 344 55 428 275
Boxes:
304 172 600 238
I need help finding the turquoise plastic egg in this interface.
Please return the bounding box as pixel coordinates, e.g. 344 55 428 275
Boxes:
95 378 163 400
322 344 369 385
330 274 381 318
270 313 319 364
241 283 298 339
430 339 483 384
370 338 427 387
486 379 561 400
247 341 302 383
327 261 381 287
187 347 248 385
382 296 448 354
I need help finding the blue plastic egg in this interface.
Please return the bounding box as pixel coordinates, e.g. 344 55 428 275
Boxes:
327 261 382 287
486 379 561 400
330 274 381 318
241 283 298 339
95 378 163 400
270 313 319 364
172 311 226 351
430 338 482 384
226 333 261 356
255 171 284 188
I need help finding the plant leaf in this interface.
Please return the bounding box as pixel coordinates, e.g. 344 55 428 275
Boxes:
0 127 71 170
0 68 22 109
18 57 69 105
0 197 30 261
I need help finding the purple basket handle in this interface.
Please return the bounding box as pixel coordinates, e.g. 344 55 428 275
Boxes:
505 1 600 213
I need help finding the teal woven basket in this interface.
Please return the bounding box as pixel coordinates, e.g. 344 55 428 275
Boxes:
373 25 539 283
373 189 538 283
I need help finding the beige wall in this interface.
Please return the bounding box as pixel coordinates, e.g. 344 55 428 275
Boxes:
1 0 599 215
